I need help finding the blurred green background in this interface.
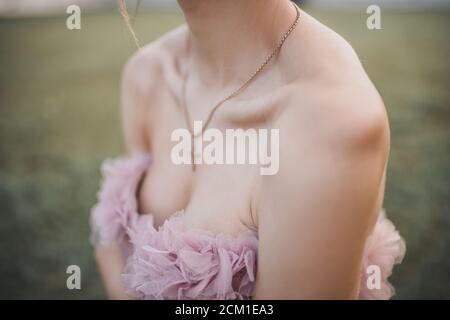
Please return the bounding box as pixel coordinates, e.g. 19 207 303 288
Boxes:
0 7 449 299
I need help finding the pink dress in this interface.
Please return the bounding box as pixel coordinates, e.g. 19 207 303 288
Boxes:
90 153 406 300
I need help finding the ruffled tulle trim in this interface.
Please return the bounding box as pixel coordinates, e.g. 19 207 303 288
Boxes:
89 153 151 247
123 211 258 300
358 211 406 299
90 154 258 299
90 153 405 300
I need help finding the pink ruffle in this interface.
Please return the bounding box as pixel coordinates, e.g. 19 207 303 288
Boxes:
90 153 151 247
358 211 406 299
90 154 405 300
123 212 258 300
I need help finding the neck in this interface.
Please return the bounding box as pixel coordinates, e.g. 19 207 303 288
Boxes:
178 0 297 87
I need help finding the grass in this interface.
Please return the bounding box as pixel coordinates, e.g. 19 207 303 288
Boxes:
0 8 449 299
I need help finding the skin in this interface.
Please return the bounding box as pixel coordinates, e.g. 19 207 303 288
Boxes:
96 0 390 299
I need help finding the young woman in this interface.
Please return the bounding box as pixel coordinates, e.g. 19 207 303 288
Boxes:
91 0 405 300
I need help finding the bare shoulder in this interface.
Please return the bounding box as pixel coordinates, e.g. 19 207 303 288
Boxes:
255 15 389 272
120 25 188 152
280 10 389 157
121 24 187 101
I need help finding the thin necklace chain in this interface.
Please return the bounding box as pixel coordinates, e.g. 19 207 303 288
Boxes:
180 2 301 171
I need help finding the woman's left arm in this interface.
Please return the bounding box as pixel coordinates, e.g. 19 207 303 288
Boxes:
253 91 389 299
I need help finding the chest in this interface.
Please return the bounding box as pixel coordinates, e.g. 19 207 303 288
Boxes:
137 98 279 236
135 63 292 235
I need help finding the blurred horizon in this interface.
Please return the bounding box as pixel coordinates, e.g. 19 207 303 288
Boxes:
1 0 450 17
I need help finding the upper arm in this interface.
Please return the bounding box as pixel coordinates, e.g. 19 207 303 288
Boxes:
95 47 164 299
120 46 163 154
253 87 389 299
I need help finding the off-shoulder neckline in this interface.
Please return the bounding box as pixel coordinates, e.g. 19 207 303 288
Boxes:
128 153 259 241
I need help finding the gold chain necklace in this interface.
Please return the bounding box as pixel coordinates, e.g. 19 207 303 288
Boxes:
180 2 301 171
